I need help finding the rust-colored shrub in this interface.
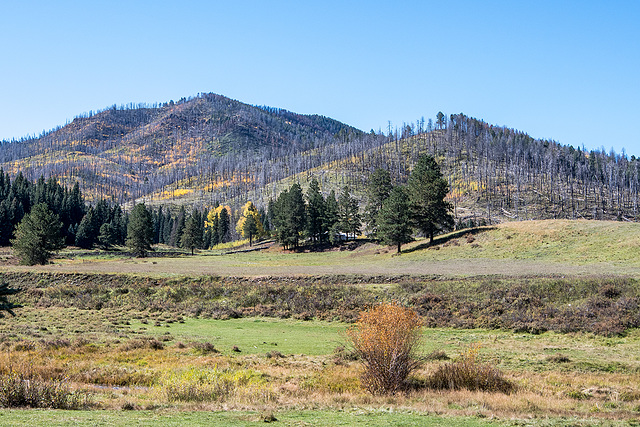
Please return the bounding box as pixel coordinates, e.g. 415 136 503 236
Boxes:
347 302 423 394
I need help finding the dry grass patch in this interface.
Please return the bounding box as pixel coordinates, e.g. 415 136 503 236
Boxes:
0 368 91 409
425 344 515 394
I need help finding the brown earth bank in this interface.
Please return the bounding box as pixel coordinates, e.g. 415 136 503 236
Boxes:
2 271 639 336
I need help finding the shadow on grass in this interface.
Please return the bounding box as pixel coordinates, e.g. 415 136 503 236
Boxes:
401 226 497 254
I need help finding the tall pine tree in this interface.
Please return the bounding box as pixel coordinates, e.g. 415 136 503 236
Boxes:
11 203 64 265
377 186 412 254
180 215 203 255
323 189 340 245
126 203 153 257
406 155 454 244
364 168 392 238
337 186 361 240
306 178 325 244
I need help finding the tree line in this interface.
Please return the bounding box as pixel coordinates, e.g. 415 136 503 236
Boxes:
0 172 273 262
124 153 453 256
7 154 452 263
267 154 453 253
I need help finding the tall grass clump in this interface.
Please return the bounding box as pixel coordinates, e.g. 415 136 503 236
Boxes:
347 302 423 394
426 344 514 394
0 370 89 409
159 367 262 402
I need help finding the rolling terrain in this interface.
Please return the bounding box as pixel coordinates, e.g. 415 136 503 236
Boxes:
1 93 638 225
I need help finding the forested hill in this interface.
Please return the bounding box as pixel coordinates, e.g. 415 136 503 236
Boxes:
0 93 362 202
1 93 639 224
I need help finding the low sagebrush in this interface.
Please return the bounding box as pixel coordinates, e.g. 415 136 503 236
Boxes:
0 370 89 409
192 341 218 355
426 344 514 394
120 337 164 351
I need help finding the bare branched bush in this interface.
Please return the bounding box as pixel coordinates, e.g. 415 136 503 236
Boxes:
347 302 423 394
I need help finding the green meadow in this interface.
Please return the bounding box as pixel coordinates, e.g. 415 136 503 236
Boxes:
2 220 640 425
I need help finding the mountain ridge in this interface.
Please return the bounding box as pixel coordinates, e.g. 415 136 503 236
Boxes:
1 93 638 225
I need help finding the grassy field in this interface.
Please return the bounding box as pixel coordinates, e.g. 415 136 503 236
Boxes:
1 220 640 424
4 220 640 278
0 409 538 426
2 309 640 423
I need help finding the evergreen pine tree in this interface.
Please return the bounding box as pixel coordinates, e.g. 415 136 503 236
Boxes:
153 207 162 244
377 186 413 254
271 185 306 249
68 182 85 226
66 224 78 246
126 203 154 257
98 222 117 250
267 199 276 237
11 203 64 265
0 202 13 246
9 198 24 228
163 214 173 245
306 178 325 244
75 208 98 248
169 206 186 247
180 215 203 255
286 183 306 248
191 209 205 249
218 207 230 243
200 208 209 249
110 205 126 245
323 190 339 245
365 168 392 238
210 214 220 246
94 199 110 228
337 186 361 240
258 207 270 236
406 155 454 243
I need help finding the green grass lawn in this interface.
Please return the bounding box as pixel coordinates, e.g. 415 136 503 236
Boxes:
0 409 632 426
0 409 518 426
133 318 640 374
132 317 348 356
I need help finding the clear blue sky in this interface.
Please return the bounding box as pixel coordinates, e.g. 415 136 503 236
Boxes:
2 1 639 155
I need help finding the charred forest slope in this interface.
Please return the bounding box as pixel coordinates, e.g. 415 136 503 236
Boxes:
1 94 638 224
0 93 363 202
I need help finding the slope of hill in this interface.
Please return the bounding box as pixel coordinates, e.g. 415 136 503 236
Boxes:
2 93 639 224
0 93 363 201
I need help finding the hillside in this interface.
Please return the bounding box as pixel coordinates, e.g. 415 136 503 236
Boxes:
0 94 363 202
1 93 639 224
